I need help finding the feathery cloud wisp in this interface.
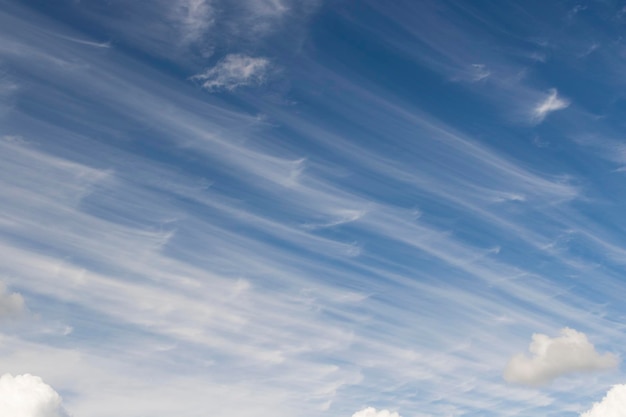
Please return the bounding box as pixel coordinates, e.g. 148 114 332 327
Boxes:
0 373 69 417
175 0 214 44
192 53 271 91
581 384 626 417
503 327 618 385
533 88 570 122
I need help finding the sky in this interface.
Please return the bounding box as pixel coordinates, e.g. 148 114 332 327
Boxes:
1 0 626 416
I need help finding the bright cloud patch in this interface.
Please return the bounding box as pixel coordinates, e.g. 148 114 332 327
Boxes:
193 53 271 91
0 374 69 417
533 88 570 122
0 281 25 319
175 0 214 44
504 328 618 385
581 384 626 417
352 407 402 417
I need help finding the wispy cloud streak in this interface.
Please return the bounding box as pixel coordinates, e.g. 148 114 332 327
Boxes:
533 88 570 122
192 54 272 91
2 1 626 417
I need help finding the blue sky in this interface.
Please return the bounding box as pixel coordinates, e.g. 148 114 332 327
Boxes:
1 0 626 416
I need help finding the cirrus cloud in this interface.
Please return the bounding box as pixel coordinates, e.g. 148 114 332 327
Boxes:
503 327 618 386
532 88 570 122
192 53 272 91
174 0 215 45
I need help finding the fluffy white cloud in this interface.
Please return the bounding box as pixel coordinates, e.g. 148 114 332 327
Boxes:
352 407 401 417
192 53 271 91
504 328 618 385
581 384 626 417
0 281 25 319
533 88 570 122
0 373 69 417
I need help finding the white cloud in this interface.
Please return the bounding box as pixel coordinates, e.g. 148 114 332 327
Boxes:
7 6 626 417
247 0 289 18
503 327 618 385
533 88 570 122
0 281 25 319
174 0 214 44
52 34 111 49
0 373 69 417
456 64 491 83
581 384 626 417
469 64 490 81
352 407 401 417
192 53 271 91
0 77 18 96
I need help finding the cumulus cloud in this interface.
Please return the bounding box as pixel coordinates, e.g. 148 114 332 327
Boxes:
504 328 618 385
581 384 626 417
533 88 570 122
0 281 25 319
0 373 69 417
352 407 401 417
192 54 271 91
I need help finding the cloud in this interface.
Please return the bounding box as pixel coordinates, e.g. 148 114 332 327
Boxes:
0 373 69 417
532 88 570 122
581 384 626 417
192 53 271 91
247 0 289 18
174 0 214 44
452 64 491 83
52 34 111 49
0 281 25 319
352 407 401 417
469 64 490 81
503 328 618 385
0 75 19 96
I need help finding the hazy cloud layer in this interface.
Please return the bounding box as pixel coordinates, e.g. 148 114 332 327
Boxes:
581 384 626 417
504 328 618 385
352 407 401 417
0 373 69 417
192 53 271 91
